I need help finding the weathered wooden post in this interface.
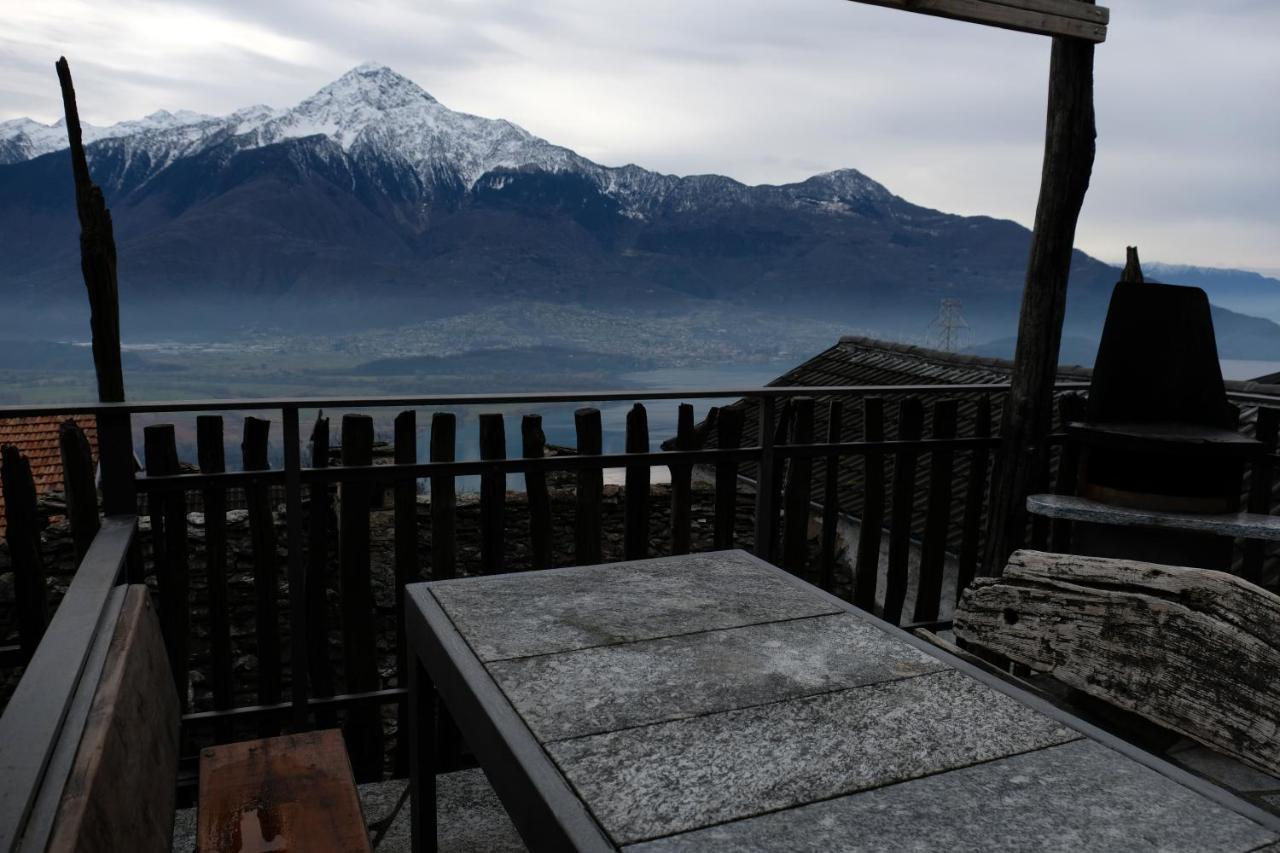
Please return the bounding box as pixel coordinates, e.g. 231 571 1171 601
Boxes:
983 14 1098 574
55 59 136 521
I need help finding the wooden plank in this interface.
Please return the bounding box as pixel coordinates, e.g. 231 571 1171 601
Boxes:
670 403 696 556
575 408 604 565
819 400 844 593
55 59 126 404
58 419 99 564
956 394 992 602
1244 407 1279 584
852 398 887 612
197 415 233 739
242 416 281 729
47 586 178 853
884 398 925 625
522 415 553 571
429 413 457 581
339 414 383 780
782 397 815 576
914 399 959 624
625 403 651 560
766 400 792 563
846 0 1107 42
1049 392 1086 552
197 729 371 853
306 414 336 729
983 6 1098 572
479 413 507 575
144 424 189 711
955 550 1280 776
713 407 745 550
1 445 48 655
393 410 417 776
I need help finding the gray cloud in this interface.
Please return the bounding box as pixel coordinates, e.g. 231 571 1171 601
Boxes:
2 0 1276 269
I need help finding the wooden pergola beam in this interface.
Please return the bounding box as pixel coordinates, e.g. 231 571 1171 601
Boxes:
848 0 1108 42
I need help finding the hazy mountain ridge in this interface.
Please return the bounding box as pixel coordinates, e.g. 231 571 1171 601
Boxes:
1 62 1277 359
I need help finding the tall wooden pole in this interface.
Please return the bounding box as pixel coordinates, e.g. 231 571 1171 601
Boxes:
983 23 1097 575
56 58 136 520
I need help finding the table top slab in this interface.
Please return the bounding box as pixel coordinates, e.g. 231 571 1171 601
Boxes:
624 739 1279 853
489 612 947 742
547 669 1080 845
427 550 839 661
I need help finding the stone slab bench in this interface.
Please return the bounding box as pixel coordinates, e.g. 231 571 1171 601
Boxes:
1027 493 1280 541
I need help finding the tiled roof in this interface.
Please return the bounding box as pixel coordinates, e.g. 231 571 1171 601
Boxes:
680 336 1092 556
0 415 99 535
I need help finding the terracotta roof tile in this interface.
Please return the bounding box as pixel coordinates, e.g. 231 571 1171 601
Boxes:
0 415 99 535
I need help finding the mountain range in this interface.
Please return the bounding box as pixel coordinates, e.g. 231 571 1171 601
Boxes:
2 62 1280 360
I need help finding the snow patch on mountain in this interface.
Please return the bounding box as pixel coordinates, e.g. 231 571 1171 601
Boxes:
0 62 895 214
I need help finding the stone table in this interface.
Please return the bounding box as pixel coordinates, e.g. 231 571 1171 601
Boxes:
405 549 1280 852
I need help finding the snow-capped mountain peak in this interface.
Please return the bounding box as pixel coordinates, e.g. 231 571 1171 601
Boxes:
0 63 895 217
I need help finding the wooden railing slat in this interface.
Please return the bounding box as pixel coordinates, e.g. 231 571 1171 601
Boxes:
852 398 886 611
574 408 603 565
1 446 48 657
1050 392 1086 553
144 423 189 711
338 413 382 780
241 416 280 731
479 413 506 575
884 398 924 625
57 420 99 564
196 415 232 739
766 399 792 563
913 399 959 624
1244 406 1280 584
624 403 650 560
306 413 336 729
818 400 844 593
670 403 695 556
429 413 457 580
522 415 552 571
782 397 815 576
393 409 418 775
956 394 992 602
713 407 745 550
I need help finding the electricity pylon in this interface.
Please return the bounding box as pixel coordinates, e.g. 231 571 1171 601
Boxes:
927 298 968 352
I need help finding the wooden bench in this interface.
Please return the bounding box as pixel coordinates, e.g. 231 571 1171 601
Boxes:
46 584 180 852
197 729 371 853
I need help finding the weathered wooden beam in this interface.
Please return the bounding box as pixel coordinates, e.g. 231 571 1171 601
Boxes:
846 0 1107 42
55 58 125 404
983 14 1097 573
956 549 1280 776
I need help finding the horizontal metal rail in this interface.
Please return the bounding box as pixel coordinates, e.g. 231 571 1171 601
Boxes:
130 439 1009 492
181 687 407 727
0 382 1083 419
0 517 135 853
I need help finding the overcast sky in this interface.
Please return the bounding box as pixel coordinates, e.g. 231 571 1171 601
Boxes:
3 0 1277 272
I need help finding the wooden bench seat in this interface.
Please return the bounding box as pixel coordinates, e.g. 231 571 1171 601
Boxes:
46 584 179 853
198 729 371 853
